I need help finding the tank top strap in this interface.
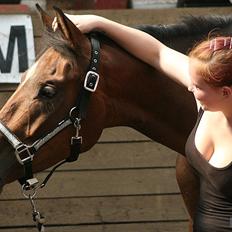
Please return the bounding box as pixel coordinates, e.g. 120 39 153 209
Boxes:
198 107 204 117
195 107 204 127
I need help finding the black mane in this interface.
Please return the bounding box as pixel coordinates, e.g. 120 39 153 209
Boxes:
137 15 232 43
40 15 232 60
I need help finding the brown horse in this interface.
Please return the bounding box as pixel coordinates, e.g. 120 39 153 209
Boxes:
0 6 232 231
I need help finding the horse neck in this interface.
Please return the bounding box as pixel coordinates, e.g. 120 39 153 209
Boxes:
98 19 232 153
100 44 196 153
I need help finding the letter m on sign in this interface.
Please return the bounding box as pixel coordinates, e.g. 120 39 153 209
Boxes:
0 15 35 83
0 26 28 73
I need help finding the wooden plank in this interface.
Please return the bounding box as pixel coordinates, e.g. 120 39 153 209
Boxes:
0 84 18 92
0 195 187 226
50 142 178 171
34 36 45 55
0 4 30 14
99 127 150 142
0 92 13 108
0 221 189 232
0 222 189 232
1 168 179 199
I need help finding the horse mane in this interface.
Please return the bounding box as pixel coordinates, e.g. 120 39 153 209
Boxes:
39 15 232 60
137 15 232 43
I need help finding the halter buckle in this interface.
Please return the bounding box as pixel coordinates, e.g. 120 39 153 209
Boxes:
84 71 99 92
15 144 34 165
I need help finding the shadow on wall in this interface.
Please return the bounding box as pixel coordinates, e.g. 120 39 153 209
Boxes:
177 0 232 7
0 0 21 3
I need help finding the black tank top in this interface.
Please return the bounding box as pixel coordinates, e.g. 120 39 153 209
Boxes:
185 109 232 232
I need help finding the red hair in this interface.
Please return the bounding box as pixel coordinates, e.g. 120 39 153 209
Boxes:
189 36 232 87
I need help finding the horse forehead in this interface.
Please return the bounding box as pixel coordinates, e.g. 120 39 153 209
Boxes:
40 49 67 67
25 49 68 81
24 61 39 81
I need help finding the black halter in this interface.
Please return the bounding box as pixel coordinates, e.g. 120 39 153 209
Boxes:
0 35 100 189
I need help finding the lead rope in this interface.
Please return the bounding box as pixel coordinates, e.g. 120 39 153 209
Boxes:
22 161 66 232
22 183 45 232
29 194 45 232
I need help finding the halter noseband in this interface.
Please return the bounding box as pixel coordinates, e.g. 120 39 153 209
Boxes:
0 35 100 189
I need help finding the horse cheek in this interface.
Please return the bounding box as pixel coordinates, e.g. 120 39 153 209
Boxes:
80 96 106 152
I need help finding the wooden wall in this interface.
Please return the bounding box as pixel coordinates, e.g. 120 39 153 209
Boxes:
0 6 232 232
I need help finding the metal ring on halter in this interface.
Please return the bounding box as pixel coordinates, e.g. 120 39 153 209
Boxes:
69 107 81 129
69 107 79 119
22 184 38 198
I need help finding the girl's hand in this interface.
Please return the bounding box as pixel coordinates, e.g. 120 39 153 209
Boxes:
52 14 104 33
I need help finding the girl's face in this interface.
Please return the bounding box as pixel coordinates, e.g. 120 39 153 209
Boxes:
188 59 225 111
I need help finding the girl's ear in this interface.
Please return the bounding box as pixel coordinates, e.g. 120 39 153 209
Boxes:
222 86 232 97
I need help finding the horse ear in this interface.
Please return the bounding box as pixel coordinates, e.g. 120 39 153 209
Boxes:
36 3 54 31
53 6 89 49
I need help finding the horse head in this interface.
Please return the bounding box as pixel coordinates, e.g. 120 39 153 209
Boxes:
0 6 106 188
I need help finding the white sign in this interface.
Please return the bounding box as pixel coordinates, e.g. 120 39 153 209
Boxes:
131 0 177 8
0 15 35 83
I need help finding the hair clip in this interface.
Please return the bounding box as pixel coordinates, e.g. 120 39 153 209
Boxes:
224 38 227 46
209 38 217 51
209 37 232 51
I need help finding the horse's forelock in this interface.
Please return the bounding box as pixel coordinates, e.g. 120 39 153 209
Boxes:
39 29 83 63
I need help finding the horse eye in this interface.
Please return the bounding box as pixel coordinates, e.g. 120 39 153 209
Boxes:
38 85 57 99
